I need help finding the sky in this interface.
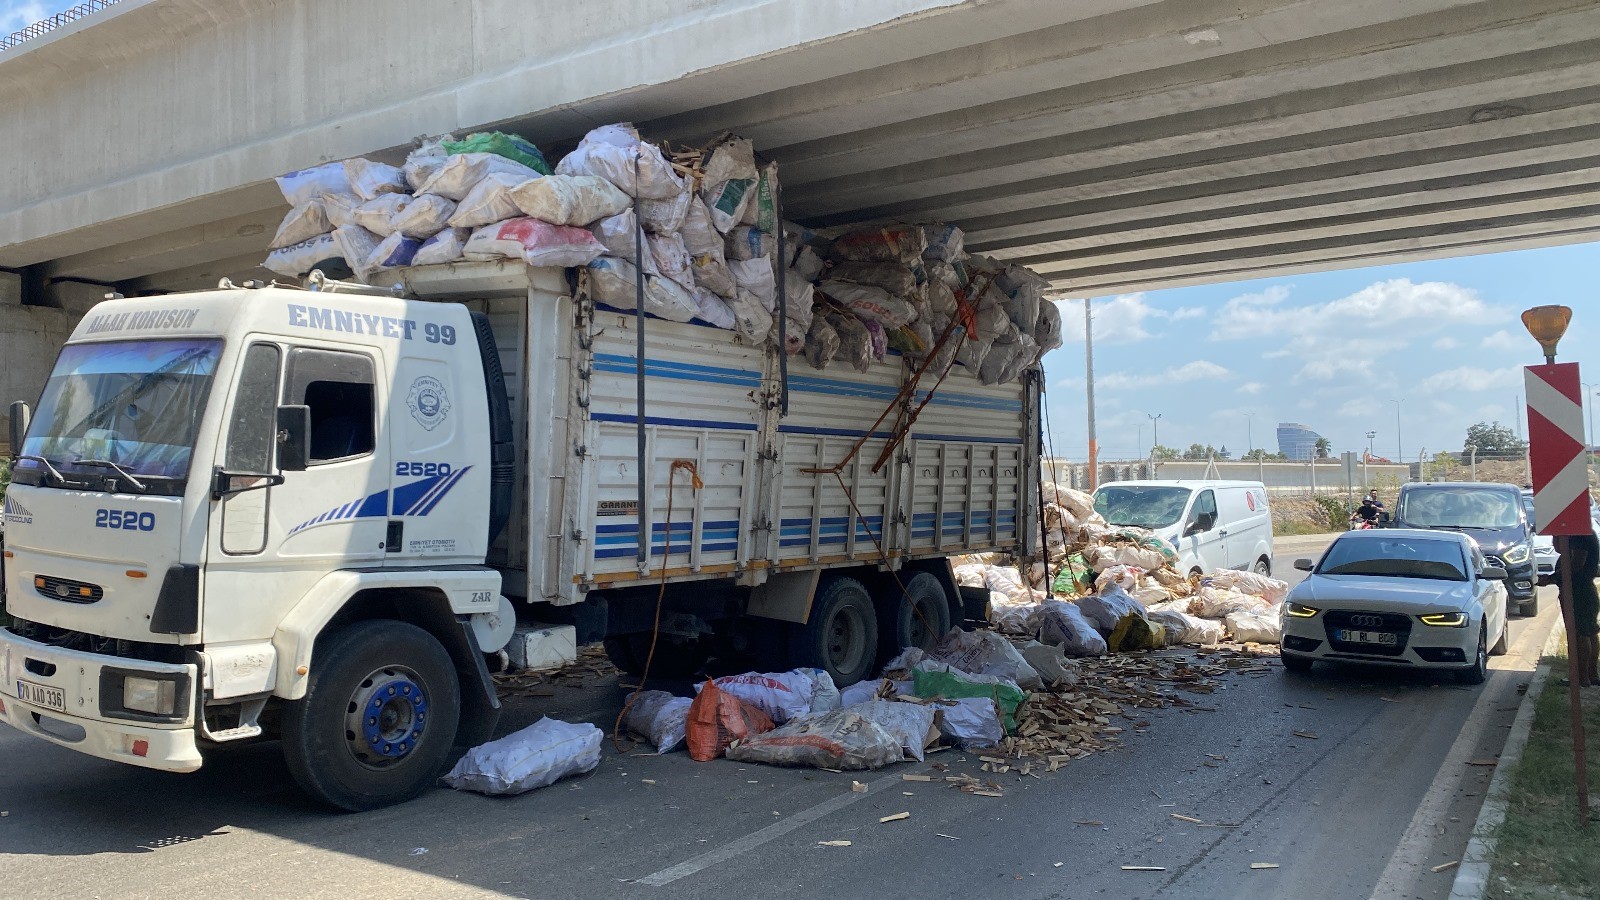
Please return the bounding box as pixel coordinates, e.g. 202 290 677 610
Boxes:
1041 241 1600 463
0 1 54 35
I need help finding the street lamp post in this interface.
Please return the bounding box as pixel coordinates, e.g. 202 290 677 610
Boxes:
1147 413 1162 458
1365 431 1376 489
1391 399 1404 464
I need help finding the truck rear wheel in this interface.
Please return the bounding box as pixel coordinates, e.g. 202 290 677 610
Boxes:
877 572 951 659
790 576 878 687
282 620 461 812
602 633 711 679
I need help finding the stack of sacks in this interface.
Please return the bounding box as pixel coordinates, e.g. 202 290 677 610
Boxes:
262 123 1063 379
797 222 1063 386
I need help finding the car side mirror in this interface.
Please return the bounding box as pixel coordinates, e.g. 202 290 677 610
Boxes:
1293 558 1314 572
1481 565 1508 581
8 400 30 456
277 405 311 472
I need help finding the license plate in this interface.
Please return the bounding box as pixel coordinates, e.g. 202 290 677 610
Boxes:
1336 629 1397 646
16 679 66 712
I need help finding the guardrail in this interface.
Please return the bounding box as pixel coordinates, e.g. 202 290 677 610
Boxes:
1 1 118 52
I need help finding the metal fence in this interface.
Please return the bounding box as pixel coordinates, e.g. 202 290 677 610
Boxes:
1 1 118 52
1045 458 1413 495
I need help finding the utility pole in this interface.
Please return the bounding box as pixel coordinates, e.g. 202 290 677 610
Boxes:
1147 413 1162 461
1085 299 1097 491
1392 398 1404 463
1245 413 1253 456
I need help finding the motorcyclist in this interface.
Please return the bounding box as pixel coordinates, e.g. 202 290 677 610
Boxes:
1351 495 1382 527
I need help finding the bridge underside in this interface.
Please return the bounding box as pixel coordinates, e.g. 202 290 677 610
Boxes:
3 0 1599 306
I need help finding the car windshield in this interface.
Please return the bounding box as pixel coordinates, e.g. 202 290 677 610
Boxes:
1094 485 1192 528
1318 536 1469 581
17 339 222 490
1398 487 1520 529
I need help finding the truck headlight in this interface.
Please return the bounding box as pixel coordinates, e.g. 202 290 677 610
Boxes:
123 676 177 716
1419 612 1468 627
1502 544 1531 565
1285 602 1320 618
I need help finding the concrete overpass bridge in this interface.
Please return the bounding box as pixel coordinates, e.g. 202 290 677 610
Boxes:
2 0 1599 397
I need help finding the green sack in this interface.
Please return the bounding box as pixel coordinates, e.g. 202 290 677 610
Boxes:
1053 552 1094 596
751 162 778 234
1107 612 1163 652
911 668 1028 733
442 132 553 175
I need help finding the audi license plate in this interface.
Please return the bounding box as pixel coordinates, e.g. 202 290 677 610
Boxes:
1337 629 1398 646
16 679 66 712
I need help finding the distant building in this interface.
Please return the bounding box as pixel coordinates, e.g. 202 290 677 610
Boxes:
1277 422 1323 461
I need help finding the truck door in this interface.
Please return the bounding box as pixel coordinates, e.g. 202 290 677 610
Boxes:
203 342 389 645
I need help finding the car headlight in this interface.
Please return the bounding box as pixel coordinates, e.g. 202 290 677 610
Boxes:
1285 602 1320 618
1418 612 1468 627
123 676 177 716
1502 544 1531 565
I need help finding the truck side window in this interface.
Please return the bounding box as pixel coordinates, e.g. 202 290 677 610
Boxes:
283 348 376 464
227 343 281 472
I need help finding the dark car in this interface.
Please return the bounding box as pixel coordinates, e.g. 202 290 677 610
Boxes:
1393 482 1537 616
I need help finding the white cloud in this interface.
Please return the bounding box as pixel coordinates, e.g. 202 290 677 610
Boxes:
1418 365 1521 394
1433 336 1459 350
1060 294 1166 344
1172 306 1207 321
1480 329 1522 351
0 2 51 34
1100 359 1231 391
1338 398 1382 418
1236 381 1264 395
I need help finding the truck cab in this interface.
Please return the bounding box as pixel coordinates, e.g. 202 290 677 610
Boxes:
1 284 512 810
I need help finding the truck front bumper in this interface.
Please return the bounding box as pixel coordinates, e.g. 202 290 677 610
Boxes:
0 627 202 773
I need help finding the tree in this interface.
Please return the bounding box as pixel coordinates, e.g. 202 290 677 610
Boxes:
1150 444 1180 461
1463 421 1526 459
1314 437 1331 460
1242 448 1288 461
1181 442 1216 461
1216 445 1232 460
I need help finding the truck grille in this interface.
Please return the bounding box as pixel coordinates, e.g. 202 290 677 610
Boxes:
33 574 103 603
1323 610 1411 656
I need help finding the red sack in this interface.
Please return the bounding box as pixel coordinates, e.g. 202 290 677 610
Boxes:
686 678 774 761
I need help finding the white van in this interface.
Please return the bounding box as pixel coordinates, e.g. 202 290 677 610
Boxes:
1090 480 1275 577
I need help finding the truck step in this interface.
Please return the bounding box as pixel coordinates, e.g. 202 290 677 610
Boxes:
203 724 263 743
506 623 578 673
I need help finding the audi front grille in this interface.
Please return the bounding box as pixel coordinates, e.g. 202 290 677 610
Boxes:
1323 609 1411 656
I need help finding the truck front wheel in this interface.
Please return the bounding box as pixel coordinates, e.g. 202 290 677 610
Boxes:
282 620 461 812
790 576 878 687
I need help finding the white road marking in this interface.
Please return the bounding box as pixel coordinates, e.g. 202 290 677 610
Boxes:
633 772 903 887
1368 608 1552 900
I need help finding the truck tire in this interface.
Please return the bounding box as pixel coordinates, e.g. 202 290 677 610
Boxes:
602 633 710 679
877 572 950 660
281 620 461 812
790 576 878 687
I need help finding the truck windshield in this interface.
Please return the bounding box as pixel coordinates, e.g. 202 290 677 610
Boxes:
16 339 222 493
1093 485 1192 528
1398 488 1520 530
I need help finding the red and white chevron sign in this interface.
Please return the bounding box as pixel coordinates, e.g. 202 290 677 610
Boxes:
1525 362 1591 536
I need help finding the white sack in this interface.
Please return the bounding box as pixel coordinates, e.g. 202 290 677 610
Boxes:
921 223 965 262
788 245 826 283
1035 600 1108 657
690 252 736 298
679 198 723 256
929 629 1042 690
1076 585 1147 635
420 152 541 202
412 227 469 266
846 700 938 762
353 193 412 238
554 123 684 200
321 190 363 230
647 232 694 291
344 158 409 201
696 670 818 724
264 232 340 278
448 172 529 228
464 218 605 267
510 175 631 227
637 188 692 234
276 162 351 207
931 697 1003 749
1204 570 1290 606
987 592 1039 635
589 209 640 261
622 690 692 754
1225 609 1281 644
725 225 774 262
270 200 331 250
692 287 737 329
365 232 422 273
332 225 383 281
403 134 455 192
729 257 776 308
728 289 774 344
390 193 457 240
442 717 602 796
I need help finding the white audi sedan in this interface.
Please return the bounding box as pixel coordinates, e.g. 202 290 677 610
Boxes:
1280 529 1509 684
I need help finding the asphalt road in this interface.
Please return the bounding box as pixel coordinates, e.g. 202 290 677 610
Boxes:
0 533 1557 900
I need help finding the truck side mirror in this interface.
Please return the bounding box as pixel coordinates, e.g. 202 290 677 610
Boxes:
8 400 30 456
277 405 311 472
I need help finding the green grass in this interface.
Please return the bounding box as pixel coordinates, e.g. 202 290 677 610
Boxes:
1487 656 1600 899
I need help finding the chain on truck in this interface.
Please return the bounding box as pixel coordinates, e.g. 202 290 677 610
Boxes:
0 260 1041 810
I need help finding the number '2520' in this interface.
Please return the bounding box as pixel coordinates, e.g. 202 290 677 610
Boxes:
95 509 155 531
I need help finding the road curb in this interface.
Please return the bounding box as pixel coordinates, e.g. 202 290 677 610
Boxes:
1446 622 1563 900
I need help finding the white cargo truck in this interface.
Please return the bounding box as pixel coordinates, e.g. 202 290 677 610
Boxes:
0 260 1040 809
